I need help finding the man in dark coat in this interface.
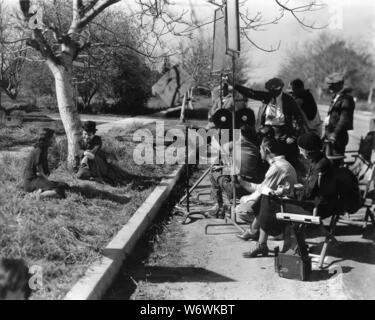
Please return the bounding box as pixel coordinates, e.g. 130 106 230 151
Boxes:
209 121 262 219
323 72 355 157
289 78 322 136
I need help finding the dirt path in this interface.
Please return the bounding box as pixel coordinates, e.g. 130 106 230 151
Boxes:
116 173 375 300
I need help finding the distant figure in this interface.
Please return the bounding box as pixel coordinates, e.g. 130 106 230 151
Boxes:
0 258 31 300
289 78 322 136
22 128 67 199
323 72 355 157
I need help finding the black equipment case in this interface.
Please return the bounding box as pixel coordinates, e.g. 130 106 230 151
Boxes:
274 247 312 281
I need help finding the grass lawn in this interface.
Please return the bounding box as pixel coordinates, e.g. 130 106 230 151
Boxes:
0 121 176 300
0 120 65 151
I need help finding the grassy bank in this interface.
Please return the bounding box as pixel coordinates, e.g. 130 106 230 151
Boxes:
0 123 175 300
0 120 65 151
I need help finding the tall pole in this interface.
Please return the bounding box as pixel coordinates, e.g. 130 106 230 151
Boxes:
231 54 236 221
185 124 190 213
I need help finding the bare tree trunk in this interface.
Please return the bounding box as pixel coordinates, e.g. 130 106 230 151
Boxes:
368 86 374 106
47 59 82 168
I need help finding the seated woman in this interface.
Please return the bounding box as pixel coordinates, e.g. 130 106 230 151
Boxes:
295 132 340 218
76 121 129 185
237 138 298 257
22 128 66 199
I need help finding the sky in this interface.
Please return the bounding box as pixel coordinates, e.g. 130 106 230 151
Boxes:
5 0 375 83
174 0 375 83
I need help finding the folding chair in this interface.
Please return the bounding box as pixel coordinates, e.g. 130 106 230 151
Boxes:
275 197 340 269
343 133 375 228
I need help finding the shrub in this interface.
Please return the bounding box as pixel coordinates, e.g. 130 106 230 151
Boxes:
37 95 58 112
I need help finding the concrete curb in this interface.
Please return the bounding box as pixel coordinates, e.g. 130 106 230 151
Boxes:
64 164 185 300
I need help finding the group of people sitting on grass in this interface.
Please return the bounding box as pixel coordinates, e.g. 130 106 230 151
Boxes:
21 120 125 200
209 73 361 258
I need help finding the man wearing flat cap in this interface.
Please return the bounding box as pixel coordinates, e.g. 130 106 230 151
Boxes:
323 72 355 158
234 77 304 169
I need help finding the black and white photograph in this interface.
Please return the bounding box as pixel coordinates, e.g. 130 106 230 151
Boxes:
0 0 375 305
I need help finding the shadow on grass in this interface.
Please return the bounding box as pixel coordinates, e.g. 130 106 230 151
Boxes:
68 185 131 205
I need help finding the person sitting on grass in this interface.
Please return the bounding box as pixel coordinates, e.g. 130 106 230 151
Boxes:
236 137 297 257
76 121 104 182
76 121 129 185
22 128 67 199
0 258 31 300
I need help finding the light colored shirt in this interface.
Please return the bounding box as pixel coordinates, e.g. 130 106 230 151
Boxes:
240 155 297 203
264 94 285 126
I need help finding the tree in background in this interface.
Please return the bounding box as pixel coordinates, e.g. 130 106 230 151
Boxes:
0 0 26 108
18 0 125 168
72 10 159 114
278 32 375 102
15 0 326 167
177 34 251 91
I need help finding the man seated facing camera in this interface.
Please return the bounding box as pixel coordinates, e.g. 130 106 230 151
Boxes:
209 121 265 219
0 258 31 300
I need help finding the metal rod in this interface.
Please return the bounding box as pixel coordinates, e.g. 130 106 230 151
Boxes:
205 217 245 234
231 54 236 222
179 166 212 204
185 125 190 212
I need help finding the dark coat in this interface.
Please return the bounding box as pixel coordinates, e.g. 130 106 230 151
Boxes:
291 89 318 121
234 84 303 139
299 155 340 218
326 88 355 138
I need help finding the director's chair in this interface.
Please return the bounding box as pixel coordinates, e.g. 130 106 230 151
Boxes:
343 134 375 228
275 197 340 269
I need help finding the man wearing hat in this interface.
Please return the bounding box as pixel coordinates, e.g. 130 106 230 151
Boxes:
76 121 104 181
289 78 322 136
234 77 304 169
324 72 355 157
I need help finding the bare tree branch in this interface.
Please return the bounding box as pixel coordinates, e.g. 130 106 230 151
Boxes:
275 0 328 30
69 0 121 34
